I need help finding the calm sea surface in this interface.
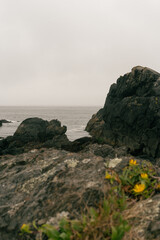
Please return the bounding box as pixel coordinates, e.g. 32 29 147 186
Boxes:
0 106 100 141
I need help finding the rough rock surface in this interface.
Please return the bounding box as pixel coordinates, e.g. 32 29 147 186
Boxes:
123 194 160 240
0 144 160 240
86 66 160 158
0 118 69 155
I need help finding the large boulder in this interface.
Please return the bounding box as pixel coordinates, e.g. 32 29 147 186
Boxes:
0 118 69 155
14 118 48 143
86 66 160 158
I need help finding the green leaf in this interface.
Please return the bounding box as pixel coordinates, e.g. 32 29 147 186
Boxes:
103 199 110 216
111 226 118 240
41 224 60 238
90 207 98 221
32 220 38 230
60 232 71 240
72 221 83 232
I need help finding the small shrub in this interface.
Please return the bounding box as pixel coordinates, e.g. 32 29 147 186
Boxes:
20 189 130 240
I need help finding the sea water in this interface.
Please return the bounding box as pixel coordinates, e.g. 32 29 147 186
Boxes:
0 106 100 141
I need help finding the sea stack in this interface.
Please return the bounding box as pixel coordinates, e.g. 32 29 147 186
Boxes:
86 66 160 158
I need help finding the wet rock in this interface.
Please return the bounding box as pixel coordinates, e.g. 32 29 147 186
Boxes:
0 119 12 127
86 66 160 158
0 118 69 155
0 119 12 123
46 119 67 139
14 117 48 143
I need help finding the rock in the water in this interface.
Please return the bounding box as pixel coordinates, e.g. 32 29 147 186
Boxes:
0 119 12 127
14 117 48 143
86 66 160 158
0 118 69 155
0 119 12 123
46 119 67 139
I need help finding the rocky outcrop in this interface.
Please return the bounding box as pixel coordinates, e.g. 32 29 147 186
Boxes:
0 119 12 126
0 119 12 123
86 66 160 158
0 145 159 240
0 118 69 155
63 136 94 152
14 118 67 144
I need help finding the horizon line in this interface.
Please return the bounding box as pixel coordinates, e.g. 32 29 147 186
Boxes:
0 105 102 107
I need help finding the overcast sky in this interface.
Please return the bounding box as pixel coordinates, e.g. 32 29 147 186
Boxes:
1 0 160 106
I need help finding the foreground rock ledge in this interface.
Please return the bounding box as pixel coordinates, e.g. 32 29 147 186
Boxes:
0 145 160 240
86 66 160 158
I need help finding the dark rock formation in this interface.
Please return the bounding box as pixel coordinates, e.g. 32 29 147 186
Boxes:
1 119 12 123
63 136 94 152
0 146 159 240
0 119 12 126
86 66 160 158
14 118 49 143
0 118 69 155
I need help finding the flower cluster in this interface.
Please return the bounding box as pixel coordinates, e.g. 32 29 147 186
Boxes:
129 159 138 166
105 159 158 199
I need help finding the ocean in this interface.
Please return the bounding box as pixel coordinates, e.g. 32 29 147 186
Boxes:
0 106 100 141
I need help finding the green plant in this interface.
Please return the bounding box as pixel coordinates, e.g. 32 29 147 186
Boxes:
40 219 72 240
20 189 130 240
105 159 158 199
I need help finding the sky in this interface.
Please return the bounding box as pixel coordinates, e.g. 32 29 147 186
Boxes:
1 0 160 106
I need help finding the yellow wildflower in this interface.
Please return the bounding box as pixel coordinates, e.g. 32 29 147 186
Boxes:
21 223 32 233
156 183 160 189
105 172 112 179
129 159 138 166
21 224 27 230
141 173 148 179
133 183 145 193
